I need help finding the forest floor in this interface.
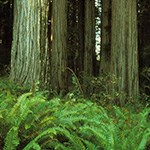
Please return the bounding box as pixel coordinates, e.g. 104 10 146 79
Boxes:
0 77 150 150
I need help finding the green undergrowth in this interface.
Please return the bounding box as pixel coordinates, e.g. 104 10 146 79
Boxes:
0 78 150 150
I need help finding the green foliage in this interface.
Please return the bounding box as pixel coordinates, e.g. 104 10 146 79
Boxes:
65 67 83 101
4 127 19 150
83 74 126 106
107 106 150 150
0 77 30 98
0 79 149 149
140 67 150 104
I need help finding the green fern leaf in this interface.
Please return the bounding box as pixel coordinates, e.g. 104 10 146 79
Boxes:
81 139 98 150
137 129 150 150
4 127 19 150
23 128 57 150
30 142 41 150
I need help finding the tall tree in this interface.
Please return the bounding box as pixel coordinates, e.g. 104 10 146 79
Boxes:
110 0 139 103
11 0 50 89
50 0 68 93
77 0 85 75
100 0 111 74
67 0 84 77
66 0 85 92
138 0 150 95
84 0 96 76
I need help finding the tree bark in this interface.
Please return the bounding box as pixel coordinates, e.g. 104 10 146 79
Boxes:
84 0 95 76
111 0 139 103
11 0 50 89
50 0 67 93
67 0 84 77
100 0 111 74
76 0 84 76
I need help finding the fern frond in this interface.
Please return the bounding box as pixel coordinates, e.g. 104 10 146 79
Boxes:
4 127 19 150
23 128 56 150
81 139 99 150
7 93 32 126
137 129 150 150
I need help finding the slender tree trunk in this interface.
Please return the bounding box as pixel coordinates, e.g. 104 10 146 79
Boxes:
76 0 84 76
51 0 67 93
83 0 95 95
11 0 50 89
84 0 95 76
100 0 111 74
111 0 139 104
39 1 51 90
67 0 84 76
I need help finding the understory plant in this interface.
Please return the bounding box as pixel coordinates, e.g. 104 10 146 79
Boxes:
83 74 127 106
0 78 149 150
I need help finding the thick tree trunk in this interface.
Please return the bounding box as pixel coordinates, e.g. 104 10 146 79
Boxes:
100 0 111 74
111 0 139 104
84 0 95 76
51 0 67 93
11 0 50 89
125 0 139 98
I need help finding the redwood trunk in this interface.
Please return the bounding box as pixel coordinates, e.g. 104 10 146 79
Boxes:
111 0 139 103
11 0 50 89
50 0 67 93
